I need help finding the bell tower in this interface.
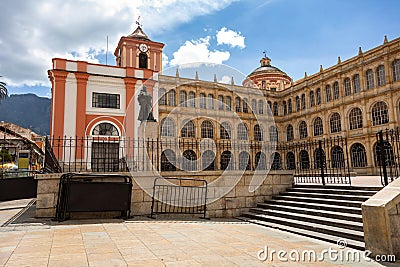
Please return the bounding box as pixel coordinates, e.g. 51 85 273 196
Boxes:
114 25 164 72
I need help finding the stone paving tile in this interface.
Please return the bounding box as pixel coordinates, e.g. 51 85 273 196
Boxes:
0 210 391 267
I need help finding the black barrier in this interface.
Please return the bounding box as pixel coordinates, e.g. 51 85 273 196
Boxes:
0 176 37 201
150 177 207 219
55 173 132 221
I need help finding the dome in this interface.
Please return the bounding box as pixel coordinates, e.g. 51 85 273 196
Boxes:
247 57 288 77
244 56 292 90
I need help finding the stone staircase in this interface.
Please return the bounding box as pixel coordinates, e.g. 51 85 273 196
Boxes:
238 184 382 250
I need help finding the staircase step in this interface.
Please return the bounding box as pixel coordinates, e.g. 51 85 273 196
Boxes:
293 184 382 191
258 200 361 215
257 199 361 215
251 205 363 223
249 208 363 231
237 216 365 251
287 187 379 196
241 212 364 242
281 192 371 202
272 195 363 207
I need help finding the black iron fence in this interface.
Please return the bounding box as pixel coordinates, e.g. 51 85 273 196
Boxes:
47 136 277 173
376 128 400 186
282 136 351 185
46 136 351 184
150 177 207 219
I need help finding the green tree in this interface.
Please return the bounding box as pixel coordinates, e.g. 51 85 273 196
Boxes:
0 148 13 163
0 76 8 100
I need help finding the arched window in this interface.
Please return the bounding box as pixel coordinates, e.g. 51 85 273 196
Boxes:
393 59 400 81
282 101 287 115
201 120 214 138
299 121 308 139
325 85 332 102
301 94 306 110
374 141 395 167
188 92 196 108
331 146 345 168
286 152 296 170
313 117 323 136
239 151 250 170
92 122 119 136
299 150 310 170
353 74 361 93
344 78 351 96
181 120 195 138
251 99 257 114
237 123 248 140
255 152 266 170
316 88 321 105
167 90 176 106
270 152 282 170
288 99 292 114
310 91 315 107
330 113 341 133
366 69 375 89
273 102 279 116
235 97 241 112
182 150 197 171
243 98 249 113
371 101 389 125
254 124 264 141
349 108 363 130
226 96 232 111
269 126 278 142
286 124 294 141
179 91 187 107
220 151 233 170
161 149 176 171
333 81 339 100
208 94 214 110
351 143 367 168
295 96 300 112
218 95 224 110
200 93 206 109
159 88 166 105
139 52 148 68
376 65 386 87
258 100 264 114
161 118 175 137
202 150 215 171
220 122 231 139
314 148 326 169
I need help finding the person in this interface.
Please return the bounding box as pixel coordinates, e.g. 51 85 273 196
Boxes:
137 86 156 122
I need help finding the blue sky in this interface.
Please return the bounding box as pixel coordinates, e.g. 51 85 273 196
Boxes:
1 0 400 97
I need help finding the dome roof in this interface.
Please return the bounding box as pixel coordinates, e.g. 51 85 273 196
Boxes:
247 57 288 77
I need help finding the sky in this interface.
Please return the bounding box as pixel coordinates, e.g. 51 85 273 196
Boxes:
0 0 400 98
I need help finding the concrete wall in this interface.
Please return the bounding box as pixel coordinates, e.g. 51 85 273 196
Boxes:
35 170 293 219
362 178 400 258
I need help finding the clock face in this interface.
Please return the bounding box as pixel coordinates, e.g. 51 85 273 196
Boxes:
139 43 148 52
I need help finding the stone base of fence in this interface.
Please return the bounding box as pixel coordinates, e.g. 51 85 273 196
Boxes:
35 170 294 219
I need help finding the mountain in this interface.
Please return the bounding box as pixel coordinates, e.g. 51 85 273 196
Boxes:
0 94 50 135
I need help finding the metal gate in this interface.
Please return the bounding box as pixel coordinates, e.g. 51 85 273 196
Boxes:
287 136 351 185
376 128 400 186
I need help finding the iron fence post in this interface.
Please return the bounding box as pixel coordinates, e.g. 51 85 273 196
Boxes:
319 140 325 186
378 131 389 186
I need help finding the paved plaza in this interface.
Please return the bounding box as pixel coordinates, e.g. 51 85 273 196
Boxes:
0 196 397 267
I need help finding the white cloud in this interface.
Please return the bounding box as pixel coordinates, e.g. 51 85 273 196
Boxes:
216 27 245 49
219 75 231 84
169 37 230 66
0 0 237 87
